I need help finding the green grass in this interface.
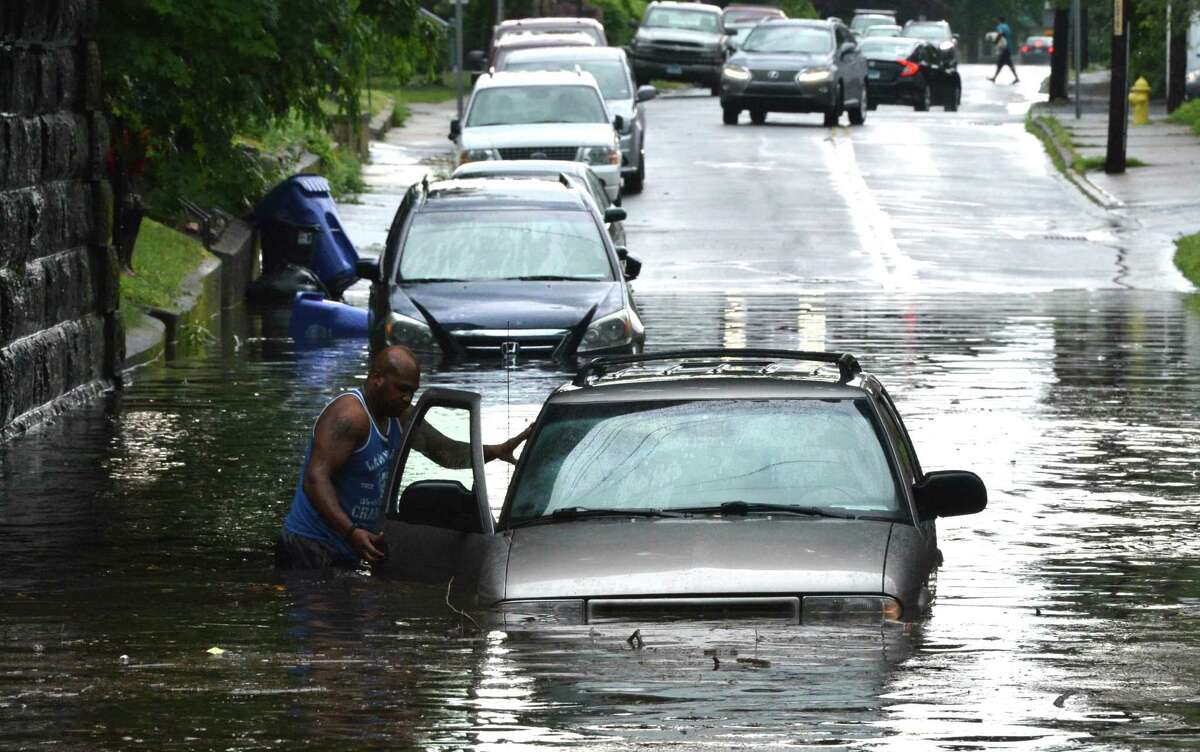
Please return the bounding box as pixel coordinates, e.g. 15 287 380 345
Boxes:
119 219 211 328
650 79 691 90
1167 98 1200 136
1174 232 1200 288
1027 112 1147 176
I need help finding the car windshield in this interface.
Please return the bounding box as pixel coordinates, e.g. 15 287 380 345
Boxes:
506 398 902 523
642 8 720 32
725 11 777 26
851 14 893 32
742 25 833 53
466 85 607 126
1024 36 1052 45
904 24 950 41
860 39 918 58
863 26 900 37
505 60 630 99
399 209 612 282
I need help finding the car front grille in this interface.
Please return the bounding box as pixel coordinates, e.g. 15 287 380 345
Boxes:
587 596 801 624
498 146 578 161
640 43 717 62
449 328 569 356
750 69 799 82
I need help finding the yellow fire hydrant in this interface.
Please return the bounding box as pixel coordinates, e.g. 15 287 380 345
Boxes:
1129 76 1151 126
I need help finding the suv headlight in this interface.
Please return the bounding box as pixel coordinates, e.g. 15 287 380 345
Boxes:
383 312 436 350
577 144 619 166
579 309 633 353
795 67 833 83
459 147 500 165
802 595 902 623
939 40 955 51
723 64 751 81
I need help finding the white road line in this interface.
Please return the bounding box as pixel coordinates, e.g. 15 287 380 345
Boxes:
820 128 917 290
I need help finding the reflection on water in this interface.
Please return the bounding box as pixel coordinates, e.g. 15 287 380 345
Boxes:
1 289 1198 749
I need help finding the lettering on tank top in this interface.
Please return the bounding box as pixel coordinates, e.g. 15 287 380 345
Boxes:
365 447 390 472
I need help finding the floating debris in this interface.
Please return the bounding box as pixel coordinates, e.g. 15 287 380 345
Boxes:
626 629 644 649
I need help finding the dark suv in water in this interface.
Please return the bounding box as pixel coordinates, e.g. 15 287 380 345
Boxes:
628 1 726 95
360 177 644 363
377 349 988 625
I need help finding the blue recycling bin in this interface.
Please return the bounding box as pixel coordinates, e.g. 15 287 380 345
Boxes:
253 175 359 300
288 291 369 344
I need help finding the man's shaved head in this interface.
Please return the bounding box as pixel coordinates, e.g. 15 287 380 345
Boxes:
369 345 420 379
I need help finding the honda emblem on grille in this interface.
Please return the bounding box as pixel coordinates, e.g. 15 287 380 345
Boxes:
501 341 519 368
768 70 779 79
530 151 548 159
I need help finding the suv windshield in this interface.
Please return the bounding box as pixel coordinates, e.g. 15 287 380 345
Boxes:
903 24 951 41
507 398 902 523
399 209 612 282
643 8 720 32
851 14 893 33
466 85 607 126
742 25 833 54
505 60 631 99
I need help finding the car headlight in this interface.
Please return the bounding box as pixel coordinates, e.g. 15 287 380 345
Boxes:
723 64 751 81
939 40 955 50
383 312 437 350
458 147 500 165
795 67 833 83
498 599 586 625
1187 70 1199 83
579 309 633 353
577 144 620 166
802 595 902 623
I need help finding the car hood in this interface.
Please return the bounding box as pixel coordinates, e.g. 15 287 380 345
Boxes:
394 280 618 331
732 51 832 69
461 123 616 149
504 517 893 600
637 27 723 47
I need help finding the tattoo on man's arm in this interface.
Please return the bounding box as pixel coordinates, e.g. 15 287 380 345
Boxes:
332 417 356 444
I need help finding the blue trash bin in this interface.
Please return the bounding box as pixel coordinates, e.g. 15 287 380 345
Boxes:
253 175 359 299
289 291 370 344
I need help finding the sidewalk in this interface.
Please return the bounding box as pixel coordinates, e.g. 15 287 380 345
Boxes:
1033 70 1200 289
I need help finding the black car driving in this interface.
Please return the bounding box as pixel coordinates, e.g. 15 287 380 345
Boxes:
860 36 960 112
900 20 959 67
362 178 645 364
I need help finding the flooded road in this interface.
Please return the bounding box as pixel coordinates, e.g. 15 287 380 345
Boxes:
4 64 1200 749
3 289 1199 750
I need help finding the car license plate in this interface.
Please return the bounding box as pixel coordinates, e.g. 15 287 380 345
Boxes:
868 69 881 80
666 64 683 75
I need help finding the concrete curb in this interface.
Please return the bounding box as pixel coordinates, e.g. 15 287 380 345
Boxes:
1027 104 1125 210
369 98 395 140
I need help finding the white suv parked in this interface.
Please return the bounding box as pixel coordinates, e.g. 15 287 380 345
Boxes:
449 70 624 200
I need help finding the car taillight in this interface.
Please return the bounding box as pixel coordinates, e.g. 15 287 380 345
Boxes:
1022 45 1030 53
1049 46 1054 54
898 59 919 77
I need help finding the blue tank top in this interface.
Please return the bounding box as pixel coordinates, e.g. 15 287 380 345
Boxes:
283 389 404 560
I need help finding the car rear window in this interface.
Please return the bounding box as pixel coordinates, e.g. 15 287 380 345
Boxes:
741 25 833 54
508 398 902 522
399 209 611 282
859 39 918 58
903 24 950 41
504 60 630 100
851 14 893 32
466 85 607 126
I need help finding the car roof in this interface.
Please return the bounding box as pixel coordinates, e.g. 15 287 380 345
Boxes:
724 4 785 15
554 350 874 403
453 159 598 179
904 19 949 27
765 18 836 29
648 1 722 14
503 45 629 63
497 17 604 30
418 177 591 212
492 31 598 49
473 69 604 90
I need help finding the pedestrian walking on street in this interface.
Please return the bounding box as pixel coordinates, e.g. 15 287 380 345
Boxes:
274 345 530 570
988 16 1019 84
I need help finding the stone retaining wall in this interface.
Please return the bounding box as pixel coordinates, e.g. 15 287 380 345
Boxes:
0 0 121 439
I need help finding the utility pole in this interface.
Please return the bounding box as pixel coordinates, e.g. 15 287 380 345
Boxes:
454 0 466 121
1105 0 1132 174
1080 0 1089 118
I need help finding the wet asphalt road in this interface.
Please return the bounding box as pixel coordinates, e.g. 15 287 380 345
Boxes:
1 64 1199 750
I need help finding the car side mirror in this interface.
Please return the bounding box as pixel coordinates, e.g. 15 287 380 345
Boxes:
355 258 381 283
612 115 625 131
604 206 627 223
914 471 987 521
616 246 641 280
636 85 658 102
448 118 461 141
465 49 486 71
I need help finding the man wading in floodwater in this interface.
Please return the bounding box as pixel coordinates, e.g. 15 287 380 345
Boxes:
275 345 529 569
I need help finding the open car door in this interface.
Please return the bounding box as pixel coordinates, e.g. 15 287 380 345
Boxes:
375 388 504 603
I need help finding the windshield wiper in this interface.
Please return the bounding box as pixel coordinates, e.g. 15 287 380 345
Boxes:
502 275 593 281
674 501 861 519
508 507 680 529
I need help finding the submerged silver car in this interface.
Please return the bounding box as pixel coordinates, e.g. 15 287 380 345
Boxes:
377 350 986 625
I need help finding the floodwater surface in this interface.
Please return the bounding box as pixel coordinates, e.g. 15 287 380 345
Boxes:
2 289 1199 750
